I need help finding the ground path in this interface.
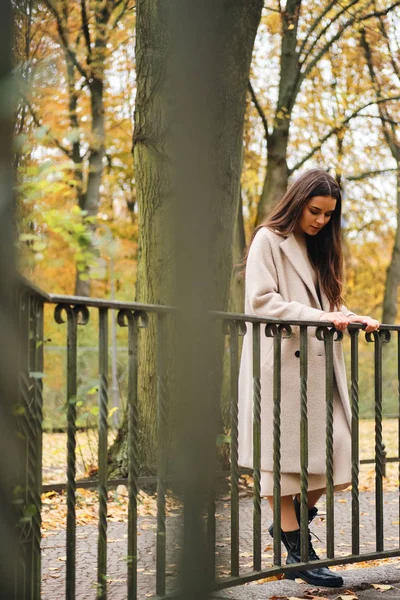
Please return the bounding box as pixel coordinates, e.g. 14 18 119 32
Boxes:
42 489 399 599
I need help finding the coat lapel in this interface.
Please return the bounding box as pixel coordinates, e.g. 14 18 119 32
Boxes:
280 234 322 309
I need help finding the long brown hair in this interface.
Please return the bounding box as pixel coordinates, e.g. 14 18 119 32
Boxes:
243 169 344 310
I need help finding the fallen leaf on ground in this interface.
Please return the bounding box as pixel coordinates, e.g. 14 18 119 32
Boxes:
292 596 330 600
371 584 394 592
269 596 330 600
252 574 284 584
335 593 358 600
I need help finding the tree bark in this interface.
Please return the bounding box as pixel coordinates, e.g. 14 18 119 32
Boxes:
75 3 109 296
360 27 400 323
255 0 301 223
383 168 400 323
257 132 290 225
108 0 263 476
230 193 247 314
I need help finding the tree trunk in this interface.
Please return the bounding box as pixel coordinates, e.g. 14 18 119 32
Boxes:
74 75 106 297
360 28 400 324
108 0 263 476
74 4 109 297
230 192 247 314
256 130 290 224
255 0 301 223
383 168 400 324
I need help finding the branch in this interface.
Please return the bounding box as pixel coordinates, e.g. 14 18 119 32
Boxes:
43 0 90 83
360 27 398 153
289 95 400 174
248 81 269 139
300 1 400 87
264 4 281 13
378 15 400 83
298 0 361 61
353 113 400 127
110 0 132 30
80 0 92 59
346 168 399 181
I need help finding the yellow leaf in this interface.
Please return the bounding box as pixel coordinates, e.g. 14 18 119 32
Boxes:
371 584 394 592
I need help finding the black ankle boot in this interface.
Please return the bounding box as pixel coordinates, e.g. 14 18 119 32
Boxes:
268 497 318 539
293 496 318 526
283 529 343 588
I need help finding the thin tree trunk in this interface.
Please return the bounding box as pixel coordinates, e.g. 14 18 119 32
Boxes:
108 0 263 476
230 191 246 314
383 168 400 323
74 6 109 296
360 28 400 323
256 132 290 224
255 0 301 223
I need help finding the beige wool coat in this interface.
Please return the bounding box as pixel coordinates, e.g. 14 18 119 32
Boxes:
238 227 354 476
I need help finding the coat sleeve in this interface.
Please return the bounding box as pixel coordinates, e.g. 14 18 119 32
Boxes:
340 305 356 318
246 229 326 322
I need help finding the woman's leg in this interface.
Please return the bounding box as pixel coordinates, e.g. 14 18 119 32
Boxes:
266 495 299 531
268 487 326 531
294 487 325 510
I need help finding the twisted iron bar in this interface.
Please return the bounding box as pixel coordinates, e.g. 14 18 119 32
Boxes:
97 373 108 598
316 325 341 558
366 329 390 552
252 320 261 571
30 296 44 597
299 325 309 561
156 312 168 597
97 307 109 600
54 303 89 600
118 309 148 600
265 323 292 565
16 291 44 598
398 332 400 544
350 328 360 555
20 370 37 541
223 319 246 576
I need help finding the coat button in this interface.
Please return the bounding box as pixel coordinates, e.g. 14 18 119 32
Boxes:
295 350 300 358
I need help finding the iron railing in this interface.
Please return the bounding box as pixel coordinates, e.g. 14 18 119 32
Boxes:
16 279 400 599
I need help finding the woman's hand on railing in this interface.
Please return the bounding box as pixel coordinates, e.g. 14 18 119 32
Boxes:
320 312 350 331
347 314 380 333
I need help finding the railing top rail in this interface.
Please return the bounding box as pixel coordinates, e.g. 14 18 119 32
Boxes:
211 310 400 331
18 277 400 331
47 293 178 314
17 274 51 301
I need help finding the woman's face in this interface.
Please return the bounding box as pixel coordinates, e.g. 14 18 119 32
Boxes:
295 195 337 236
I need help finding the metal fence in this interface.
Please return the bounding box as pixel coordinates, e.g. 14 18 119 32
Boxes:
16 279 400 599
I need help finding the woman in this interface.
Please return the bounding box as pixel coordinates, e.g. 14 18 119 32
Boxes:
238 169 379 587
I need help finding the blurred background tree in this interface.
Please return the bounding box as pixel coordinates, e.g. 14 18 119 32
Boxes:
14 1 400 473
